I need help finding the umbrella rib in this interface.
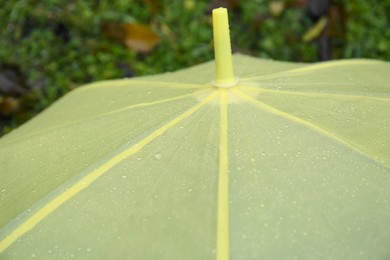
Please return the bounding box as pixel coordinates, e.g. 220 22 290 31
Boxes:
217 90 230 260
0 89 210 147
240 59 386 81
74 80 205 93
239 85 390 101
239 86 387 128
232 89 389 168
0 90 220 254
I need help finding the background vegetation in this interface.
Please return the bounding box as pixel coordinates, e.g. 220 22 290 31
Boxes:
0 0 389 136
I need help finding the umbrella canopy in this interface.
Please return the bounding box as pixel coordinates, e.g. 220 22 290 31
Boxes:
1 7 390 260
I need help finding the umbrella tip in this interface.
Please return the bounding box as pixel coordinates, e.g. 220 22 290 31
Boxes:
212 7 239 88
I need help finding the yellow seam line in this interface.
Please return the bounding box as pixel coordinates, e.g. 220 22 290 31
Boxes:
0 90 220 254
232 89 389 168
217 90 229 260
240 85 390 102
1 89 210 147
76 80 206 93
241 60 384 81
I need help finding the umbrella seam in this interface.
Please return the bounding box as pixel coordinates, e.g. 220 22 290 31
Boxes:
232 89 389 169
241 60 388 81
0 89 211 147
240 85 390 101
74 80 206 93
217 90 230 260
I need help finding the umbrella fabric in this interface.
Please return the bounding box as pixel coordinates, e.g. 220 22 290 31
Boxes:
1 7 390 260
0 54 389 259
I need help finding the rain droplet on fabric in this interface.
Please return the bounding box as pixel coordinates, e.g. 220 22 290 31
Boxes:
154 153 162 160
122 175 127 179
188 188 193 192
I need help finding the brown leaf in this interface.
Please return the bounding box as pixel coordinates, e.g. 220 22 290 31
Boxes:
122 23 160 53
0 96 20 116
101 22 160 53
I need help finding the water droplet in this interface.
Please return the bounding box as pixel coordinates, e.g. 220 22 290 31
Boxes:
31 189 36 193
86 248 91 252
250 158 255 162
154 153 162 160
122 175 127 179
1 188 6 193
31 253 36 258
188 188 193 192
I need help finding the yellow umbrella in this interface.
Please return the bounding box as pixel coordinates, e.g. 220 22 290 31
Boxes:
0 8 389 259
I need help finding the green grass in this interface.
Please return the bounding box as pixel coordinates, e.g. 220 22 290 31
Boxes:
0 0 389 136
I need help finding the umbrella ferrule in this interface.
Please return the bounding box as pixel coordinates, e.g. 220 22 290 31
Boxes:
212 8 238 88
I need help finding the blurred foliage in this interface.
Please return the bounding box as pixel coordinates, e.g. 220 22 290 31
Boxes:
0 0 389 136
